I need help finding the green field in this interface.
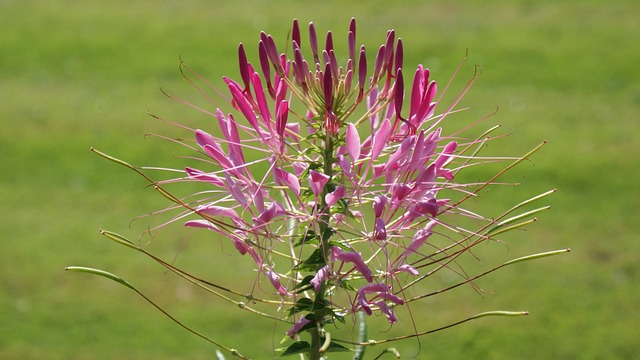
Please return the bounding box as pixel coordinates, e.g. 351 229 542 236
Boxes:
2 0 638 358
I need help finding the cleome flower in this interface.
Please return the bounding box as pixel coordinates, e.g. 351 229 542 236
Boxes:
177 18 460 328
78 17 566 360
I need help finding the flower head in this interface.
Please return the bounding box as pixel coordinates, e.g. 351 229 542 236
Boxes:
91 17 561 359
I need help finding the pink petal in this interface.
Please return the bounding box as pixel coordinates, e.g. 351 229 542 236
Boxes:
195 204 241 223
371 118 391 161
401 220 437 259
184 219 216 230
195 129 218 150
373 195 388 218
373 300 397 323
185 167 226 188
287 317 312 339
324 186 345 207
274 167 301 196
434 141 457 169
345 123 361 163
310 265 329 291
331 247 373 282
254 201 286 225
266 270 287 296
309 170 330 196
374 218 387 240
396 264 419 276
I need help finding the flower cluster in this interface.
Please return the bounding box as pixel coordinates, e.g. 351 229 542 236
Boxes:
77 18 565 360
183 19 452 317
170 18 479 354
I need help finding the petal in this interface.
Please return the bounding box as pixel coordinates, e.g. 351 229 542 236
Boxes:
195 204 241 224
373 300 397 323
400 220 438 259
185 167 226 188
266 270 287 296
287 317 312 339
396 264 419 276
371 118 391 161
274 167 301 196
254 201 286 225
309 170 330 196
310 265 329 291
324 186 345 207
374 218 387 240
345 123 361 163
332 247 373 282
373 195 388 218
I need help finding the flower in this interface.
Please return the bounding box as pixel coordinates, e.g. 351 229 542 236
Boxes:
85 16 561 360
172 17 467 332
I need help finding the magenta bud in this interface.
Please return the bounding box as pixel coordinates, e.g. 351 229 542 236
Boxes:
349 17 356 40
395 38 404 75
258 41 274 97
266 35 282 74
394 68 404 118
325 30 334 53
384 30 395 65
323 63 333 109
308 22 319 62
358 46 367 90
238 43 250 91
373 45 385 81
275 100 289 139
292 19 301 50
348 30 356 63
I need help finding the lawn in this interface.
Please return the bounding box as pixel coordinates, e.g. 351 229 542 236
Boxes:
1 0 638 359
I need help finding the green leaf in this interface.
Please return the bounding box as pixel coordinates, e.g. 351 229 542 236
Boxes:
294 248 326 272
325 341 350 353
287 297 314 317
295 275 315 290
294 230 318 247
335 279 357 291
280 341 311 357
321 227 337 241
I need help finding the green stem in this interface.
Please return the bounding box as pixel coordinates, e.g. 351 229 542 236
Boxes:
309 135 335 360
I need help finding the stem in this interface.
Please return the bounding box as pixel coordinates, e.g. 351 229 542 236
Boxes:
309 134 336 360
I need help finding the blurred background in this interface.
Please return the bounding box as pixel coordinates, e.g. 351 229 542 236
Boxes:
1 0 638 358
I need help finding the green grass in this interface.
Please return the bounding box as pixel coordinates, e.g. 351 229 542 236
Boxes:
2 0 639 358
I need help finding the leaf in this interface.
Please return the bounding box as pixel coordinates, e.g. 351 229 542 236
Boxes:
295 275 315 290
294 230 318 247
280 341 311 357
294 248 326 272
287 297 314 317
325 341 350 353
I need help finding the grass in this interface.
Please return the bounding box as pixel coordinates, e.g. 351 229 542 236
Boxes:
1 0 639 358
